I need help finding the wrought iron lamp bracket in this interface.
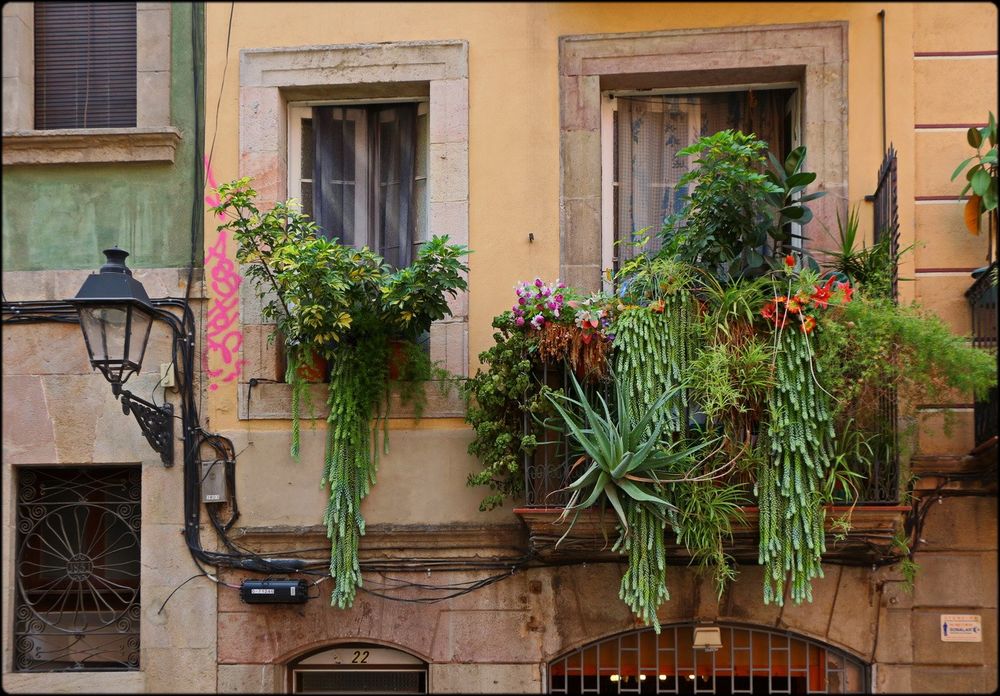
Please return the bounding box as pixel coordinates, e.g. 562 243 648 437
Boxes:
112 382 174 467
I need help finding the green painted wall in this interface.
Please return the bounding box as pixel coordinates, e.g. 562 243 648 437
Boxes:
1 3 203 272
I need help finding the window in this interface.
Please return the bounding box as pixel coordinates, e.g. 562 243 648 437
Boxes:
13 467 141 672
289 102 430 269
34 2 138 130
604 86 798 269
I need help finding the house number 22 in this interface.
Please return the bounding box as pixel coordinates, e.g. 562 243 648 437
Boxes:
352 650 370 664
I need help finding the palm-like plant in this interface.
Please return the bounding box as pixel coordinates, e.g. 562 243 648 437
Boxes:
542 369 717 543
542 369 723 630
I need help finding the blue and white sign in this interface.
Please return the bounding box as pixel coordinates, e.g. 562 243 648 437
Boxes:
940 614 982 642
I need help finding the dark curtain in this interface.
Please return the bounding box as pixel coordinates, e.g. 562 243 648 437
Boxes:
313 106 359 246
375 105 417 269
311 104 416 269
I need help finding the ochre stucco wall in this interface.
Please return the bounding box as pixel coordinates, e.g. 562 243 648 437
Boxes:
201 4 997 693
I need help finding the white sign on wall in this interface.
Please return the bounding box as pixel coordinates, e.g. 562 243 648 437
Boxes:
940 614 982 642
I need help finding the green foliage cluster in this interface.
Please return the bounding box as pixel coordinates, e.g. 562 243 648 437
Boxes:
815 295 998 423
759 326 834 605
952 112 998 243
823 206 905 300
213 178 469 608
542 372 718 632
660 131 782 280
463 313 546 511
460 129 997 625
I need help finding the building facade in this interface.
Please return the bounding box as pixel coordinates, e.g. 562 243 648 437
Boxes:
3 2 997 694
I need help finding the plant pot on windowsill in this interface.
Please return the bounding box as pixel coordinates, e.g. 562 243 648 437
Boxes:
276 334 329 383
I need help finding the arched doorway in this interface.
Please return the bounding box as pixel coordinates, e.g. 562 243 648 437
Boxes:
548 623 868 694
287 642 427 694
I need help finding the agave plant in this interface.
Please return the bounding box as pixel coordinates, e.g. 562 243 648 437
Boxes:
542 369 717 544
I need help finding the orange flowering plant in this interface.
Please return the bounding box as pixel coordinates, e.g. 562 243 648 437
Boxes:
761 253 853 334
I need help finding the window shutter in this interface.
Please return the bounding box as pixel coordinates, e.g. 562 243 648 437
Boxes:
34 2 137 130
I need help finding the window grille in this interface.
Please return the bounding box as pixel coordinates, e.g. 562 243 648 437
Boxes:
14 466 141 672
34 2 137 130
548 623 868 694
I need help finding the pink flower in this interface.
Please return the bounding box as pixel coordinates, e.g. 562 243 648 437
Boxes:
518 297 526 305
515 316 525 327
540 286 551 297
530 313 545 329
534 278 544 288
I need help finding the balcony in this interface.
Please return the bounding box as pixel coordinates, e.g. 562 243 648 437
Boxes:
513 363 907 565
967 262 998 450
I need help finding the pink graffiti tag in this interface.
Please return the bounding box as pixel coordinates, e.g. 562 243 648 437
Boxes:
204 156 225 220
203 158 245 390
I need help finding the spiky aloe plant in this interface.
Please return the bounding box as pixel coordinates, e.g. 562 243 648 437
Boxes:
542 370 717 631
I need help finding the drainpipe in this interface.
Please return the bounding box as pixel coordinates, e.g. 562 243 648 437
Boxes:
879 9 887 153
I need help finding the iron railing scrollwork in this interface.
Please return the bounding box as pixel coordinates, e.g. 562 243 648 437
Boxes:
14 467 141 672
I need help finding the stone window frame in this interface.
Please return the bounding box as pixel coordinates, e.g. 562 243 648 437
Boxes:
559 22 848 291
236 40 469 420
1 1 180 165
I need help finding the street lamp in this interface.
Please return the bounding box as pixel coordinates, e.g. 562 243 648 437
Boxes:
67 247 174 466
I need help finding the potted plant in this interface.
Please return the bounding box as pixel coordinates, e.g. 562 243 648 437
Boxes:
211 177 469 608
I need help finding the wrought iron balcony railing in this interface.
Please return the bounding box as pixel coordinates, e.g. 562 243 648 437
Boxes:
967 263 998 447
521 361 900 509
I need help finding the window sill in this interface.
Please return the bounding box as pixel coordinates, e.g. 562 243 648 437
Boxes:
2 127 182 165
238 380 466 421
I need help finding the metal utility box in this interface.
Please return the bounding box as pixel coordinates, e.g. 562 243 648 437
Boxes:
240 579 309 604
199 459 228 503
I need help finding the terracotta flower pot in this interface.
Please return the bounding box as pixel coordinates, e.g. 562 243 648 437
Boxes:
296 350 329 383
387 339 409 380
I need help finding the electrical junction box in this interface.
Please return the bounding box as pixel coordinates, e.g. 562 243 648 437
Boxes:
199 459 228 503
240 579 309 604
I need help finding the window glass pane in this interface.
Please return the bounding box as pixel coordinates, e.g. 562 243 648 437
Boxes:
613 88 795 268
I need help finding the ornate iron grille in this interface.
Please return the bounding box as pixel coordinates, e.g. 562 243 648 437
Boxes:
967 262 998 446
858 146 900 503
14 467 141 672
548 623 868 694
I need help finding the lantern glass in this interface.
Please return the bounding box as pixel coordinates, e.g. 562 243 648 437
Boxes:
78 303 154 386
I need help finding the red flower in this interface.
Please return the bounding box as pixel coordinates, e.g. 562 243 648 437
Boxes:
786 296 803 314
837 281 854 303
761 300 778 320
810 281 832 308
801 315 817 334
785 254 796 267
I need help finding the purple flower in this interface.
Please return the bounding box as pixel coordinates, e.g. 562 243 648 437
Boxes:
531 313 545 329
512 308 524 317
540 286 551 297
518 297 527 305
534 278 544 288
515 316 525 327
546 301 557 310
554 294 564 303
